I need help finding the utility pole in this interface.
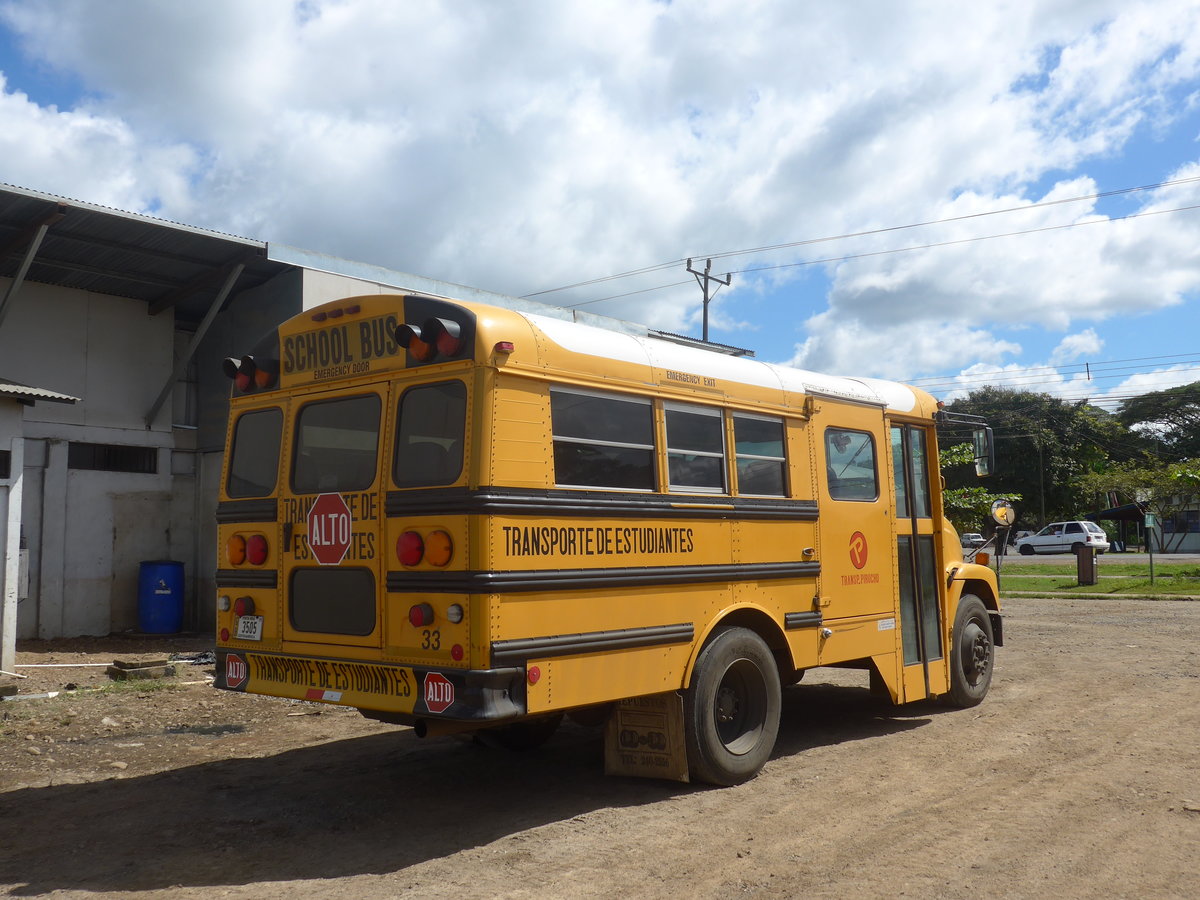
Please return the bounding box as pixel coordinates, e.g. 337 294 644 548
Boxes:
686 258 731 342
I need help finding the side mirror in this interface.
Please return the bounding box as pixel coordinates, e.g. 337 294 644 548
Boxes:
973 426 995 477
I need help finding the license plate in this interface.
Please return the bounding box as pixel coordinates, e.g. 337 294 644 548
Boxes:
236 615 264 641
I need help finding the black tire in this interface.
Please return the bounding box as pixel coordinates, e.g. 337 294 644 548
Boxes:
1019 544 1034 556
475 713 563 751
1070 542 1084 554
567 703 614 728
947 595 994 707
683 627 781 786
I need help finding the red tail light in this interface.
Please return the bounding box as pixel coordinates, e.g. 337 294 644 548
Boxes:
246 534 268 566
397 531 424 566
409 603 434 627
234 596 255 617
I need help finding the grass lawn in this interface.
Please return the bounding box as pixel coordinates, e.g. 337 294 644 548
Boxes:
998 575 1200 595
995 561 1200 578
993 559 1200 595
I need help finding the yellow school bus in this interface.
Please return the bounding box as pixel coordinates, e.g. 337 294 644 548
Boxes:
214 292 1001 785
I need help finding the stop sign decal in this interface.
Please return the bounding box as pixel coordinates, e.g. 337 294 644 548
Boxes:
225 653 247 689
307 492 352 565
423 672 455 713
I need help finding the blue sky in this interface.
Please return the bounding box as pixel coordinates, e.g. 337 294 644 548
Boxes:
2 0 1200 407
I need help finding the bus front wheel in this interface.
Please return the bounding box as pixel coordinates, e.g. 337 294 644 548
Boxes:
683 627 781 786
947 595 994 708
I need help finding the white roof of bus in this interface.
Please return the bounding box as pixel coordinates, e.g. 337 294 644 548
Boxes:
524 312 918 413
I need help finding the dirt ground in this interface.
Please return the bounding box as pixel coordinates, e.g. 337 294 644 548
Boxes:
2 597 1198 899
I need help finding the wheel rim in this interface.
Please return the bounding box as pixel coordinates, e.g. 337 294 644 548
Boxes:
960 621 991 686
712 658 767 755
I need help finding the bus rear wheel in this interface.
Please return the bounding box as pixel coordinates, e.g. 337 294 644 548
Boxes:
683 627 781 786
947 595 994 707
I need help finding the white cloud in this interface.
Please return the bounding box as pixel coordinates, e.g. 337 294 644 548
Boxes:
1051 329 1103 365
789 318 1022 382
0 73 195 212
1 0 1199 378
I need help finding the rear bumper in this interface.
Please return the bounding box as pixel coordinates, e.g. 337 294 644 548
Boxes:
214 648 526 723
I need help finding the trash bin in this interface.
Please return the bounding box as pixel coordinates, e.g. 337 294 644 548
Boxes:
138 560 184 633
1075 545 1098 587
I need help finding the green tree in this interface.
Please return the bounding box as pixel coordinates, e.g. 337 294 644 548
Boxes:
939 387 1146 530
1117 381 1200 462
939 442 1021 534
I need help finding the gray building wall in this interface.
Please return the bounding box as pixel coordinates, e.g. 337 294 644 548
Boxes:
0 276 180 638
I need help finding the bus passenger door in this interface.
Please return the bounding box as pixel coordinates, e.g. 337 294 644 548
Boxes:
818 415 895 623
889 423 945 700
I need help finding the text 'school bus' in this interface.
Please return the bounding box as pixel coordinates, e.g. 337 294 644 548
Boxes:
214 293 1001 785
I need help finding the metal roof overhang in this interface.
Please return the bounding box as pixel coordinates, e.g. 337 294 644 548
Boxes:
1086 502 1148 522
0 379 79 406
0 183 293 331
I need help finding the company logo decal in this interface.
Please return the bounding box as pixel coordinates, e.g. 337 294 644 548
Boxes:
849 531 869 569
843 531 880 586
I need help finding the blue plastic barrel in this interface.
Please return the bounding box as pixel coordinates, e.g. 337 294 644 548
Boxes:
138 560 185 633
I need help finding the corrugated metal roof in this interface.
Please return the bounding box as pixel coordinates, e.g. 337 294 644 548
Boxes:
0 378 79 405
0 183 293 330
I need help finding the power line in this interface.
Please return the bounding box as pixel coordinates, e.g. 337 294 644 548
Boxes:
561 199 1200 309
521 173 1200 302
907 351 1200 387
694 175 1200 266
912 362 1200 391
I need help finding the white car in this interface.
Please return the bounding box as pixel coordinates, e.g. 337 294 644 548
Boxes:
1015 521 1110 555
960 533 986 549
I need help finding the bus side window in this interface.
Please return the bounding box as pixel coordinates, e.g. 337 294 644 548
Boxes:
551 388 655 491
394 381 467 487
227 407 283 498
733 413 786 496
665 403 726 493
825 428 878 501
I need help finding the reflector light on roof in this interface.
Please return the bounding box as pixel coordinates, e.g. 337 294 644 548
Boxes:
220 355 278 392
395 317 466 363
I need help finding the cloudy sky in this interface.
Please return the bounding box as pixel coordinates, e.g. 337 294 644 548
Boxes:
3 0 1200 404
